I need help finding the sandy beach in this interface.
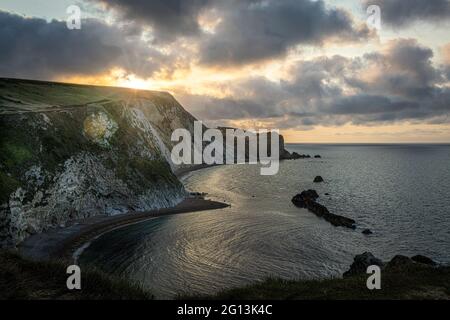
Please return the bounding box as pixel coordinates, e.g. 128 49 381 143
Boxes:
19 198 229 262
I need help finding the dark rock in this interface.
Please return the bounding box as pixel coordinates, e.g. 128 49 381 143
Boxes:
314 155 322 158
313 176 324 183
343 252 383 277
289 152 312 160
362 229 373 235
292 190 355 229
411 255 436 266
325 193 330 196
386 255 415 270
291 190 319 207
291 152 301 159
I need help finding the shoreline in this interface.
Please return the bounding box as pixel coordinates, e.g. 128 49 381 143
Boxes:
19 197 229 262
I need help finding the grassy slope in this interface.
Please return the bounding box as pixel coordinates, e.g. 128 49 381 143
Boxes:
2 250 448 300
0 251 152 300
186 264 450 300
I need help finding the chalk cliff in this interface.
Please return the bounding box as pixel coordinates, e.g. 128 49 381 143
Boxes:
0 78 292 248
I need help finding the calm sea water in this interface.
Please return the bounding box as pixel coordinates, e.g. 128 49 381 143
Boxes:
80 144 450 298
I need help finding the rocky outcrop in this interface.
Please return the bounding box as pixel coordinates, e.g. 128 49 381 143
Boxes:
411 255 436 266
287 152 311 160
385 255 415 270
343 252 437 277
343 252 384 277
291 190 356 229
216 126 293 162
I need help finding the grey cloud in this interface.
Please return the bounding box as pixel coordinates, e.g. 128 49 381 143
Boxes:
0 10 163 79
92 0 213 42
200 0 371 65
178 39 450 128
363 0 450 27
90 0 371 65
361 39 443 100
177 93 281 121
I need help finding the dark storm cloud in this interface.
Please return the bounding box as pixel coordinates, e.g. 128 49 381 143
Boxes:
178 39 450 128
91 0 371 65
92 0 213 42
0 10 163 79
200 0 371 65
363 0 450 27
177 93 281 121
361 39 443 99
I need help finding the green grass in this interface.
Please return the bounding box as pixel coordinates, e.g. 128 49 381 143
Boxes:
1 142 32 166
0 251 153 300
183 264 450 300
2 250 449 300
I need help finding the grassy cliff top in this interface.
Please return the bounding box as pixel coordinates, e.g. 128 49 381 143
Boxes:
0 78 175 114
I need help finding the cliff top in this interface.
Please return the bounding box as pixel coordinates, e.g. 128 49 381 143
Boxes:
0 77 174 114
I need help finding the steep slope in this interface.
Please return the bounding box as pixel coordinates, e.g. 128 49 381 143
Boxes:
0 78 195 247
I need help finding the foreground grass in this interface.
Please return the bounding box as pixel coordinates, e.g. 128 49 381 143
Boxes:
0 251 152 300
2 250 449 300
185 264 450 300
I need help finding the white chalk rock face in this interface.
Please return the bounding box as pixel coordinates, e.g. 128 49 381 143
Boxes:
0 79 196 247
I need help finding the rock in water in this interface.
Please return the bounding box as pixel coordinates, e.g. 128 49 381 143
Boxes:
343 252 384 277
411 255 436 266
291 189 319 207
314 155 322 158
313 176 324 183
291 190 356 229
362 229 373 235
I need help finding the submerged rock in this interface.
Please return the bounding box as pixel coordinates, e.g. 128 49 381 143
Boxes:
362 229 373 235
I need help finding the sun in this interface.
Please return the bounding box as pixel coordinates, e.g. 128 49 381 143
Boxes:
108 69 151 90
119 76 150 90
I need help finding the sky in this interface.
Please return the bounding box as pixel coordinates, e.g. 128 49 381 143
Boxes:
1 0 449 143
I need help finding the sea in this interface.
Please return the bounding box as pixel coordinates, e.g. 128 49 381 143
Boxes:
79 144 450 298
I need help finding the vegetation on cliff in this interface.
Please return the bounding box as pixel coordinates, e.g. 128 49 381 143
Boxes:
0 78 189 247
0 250 151 300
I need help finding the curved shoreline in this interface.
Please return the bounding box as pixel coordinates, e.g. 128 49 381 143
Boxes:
19 198 229 262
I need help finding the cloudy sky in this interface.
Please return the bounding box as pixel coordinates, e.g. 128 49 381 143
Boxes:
1 0 450 142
